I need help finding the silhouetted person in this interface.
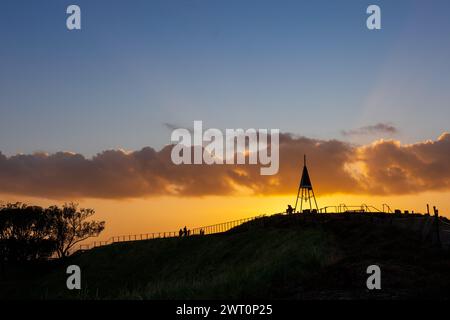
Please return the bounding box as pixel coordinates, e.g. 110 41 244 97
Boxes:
286 205 294 214
183 226 188 237
179 229 183 237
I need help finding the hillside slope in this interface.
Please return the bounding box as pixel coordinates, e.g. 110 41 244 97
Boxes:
2 214 450 299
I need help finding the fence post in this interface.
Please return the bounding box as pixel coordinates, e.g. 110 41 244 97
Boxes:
433 206 442 248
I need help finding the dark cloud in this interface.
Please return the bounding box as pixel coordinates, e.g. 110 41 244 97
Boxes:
163 122 194 134
0 133 449 199
341 123 398 137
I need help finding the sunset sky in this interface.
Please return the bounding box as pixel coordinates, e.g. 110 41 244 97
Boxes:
1 0 449 241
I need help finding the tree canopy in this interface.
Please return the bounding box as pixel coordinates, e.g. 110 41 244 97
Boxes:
0 202 105 262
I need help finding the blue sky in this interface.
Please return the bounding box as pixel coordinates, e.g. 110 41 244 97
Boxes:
1 0 449 156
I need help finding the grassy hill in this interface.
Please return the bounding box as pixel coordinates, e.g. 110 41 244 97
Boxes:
2 213 450 299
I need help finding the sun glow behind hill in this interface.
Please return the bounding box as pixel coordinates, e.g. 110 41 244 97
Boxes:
1 192 449 243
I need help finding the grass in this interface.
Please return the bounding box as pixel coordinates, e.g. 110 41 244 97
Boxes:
2 213 450 300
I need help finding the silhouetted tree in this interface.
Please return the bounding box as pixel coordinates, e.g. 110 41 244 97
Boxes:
0 202 105 263
0 203 57 263
47 203 105 258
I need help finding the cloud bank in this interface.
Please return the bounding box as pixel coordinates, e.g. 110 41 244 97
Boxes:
0 133 449 199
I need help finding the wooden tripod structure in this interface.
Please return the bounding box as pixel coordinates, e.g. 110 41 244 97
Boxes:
294 155 319 213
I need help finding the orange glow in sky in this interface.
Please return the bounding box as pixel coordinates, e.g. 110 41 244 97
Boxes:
1 192 448 243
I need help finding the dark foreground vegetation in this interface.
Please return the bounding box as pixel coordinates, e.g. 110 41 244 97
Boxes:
1 213 450 300
0 202 105 261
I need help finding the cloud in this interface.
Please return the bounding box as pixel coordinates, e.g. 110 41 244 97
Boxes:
341 123 398 137
163 122 194 134
0 133 449 199
355 132 450 194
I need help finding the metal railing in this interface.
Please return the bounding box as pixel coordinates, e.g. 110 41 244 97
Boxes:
318 204 384 214
69 203 400 255
70 214 268 255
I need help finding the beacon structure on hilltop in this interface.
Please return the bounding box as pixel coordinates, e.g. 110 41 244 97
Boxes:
294 155 319 213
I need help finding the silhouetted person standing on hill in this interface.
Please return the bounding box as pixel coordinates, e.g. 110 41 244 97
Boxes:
183 226 188 237
179 229 183 237
286 205 294 214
